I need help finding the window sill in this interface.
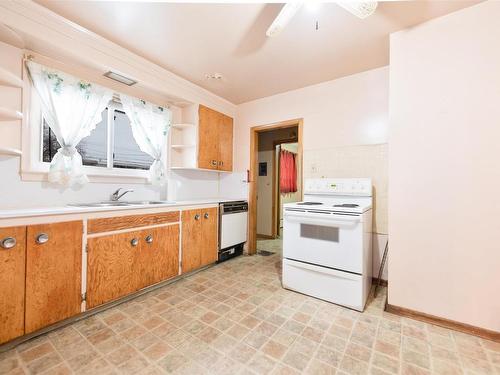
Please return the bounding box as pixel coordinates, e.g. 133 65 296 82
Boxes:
21 168 151 185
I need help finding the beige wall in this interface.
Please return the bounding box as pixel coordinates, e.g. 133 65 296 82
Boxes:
388 1 500 331
236 67 389 278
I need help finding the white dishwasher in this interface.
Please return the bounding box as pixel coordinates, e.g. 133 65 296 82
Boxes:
219 201 248 262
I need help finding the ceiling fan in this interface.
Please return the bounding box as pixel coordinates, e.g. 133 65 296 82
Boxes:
266 1 378 37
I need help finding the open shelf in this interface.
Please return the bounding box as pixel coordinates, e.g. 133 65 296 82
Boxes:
0 107 23 121
0 147 22 157
172 123 195 129
0 67 22 88
170 167 230 173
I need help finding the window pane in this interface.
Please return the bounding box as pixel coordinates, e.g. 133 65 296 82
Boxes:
113 110 153 170
42 109 108 168
42 119 59 162
77 109 108 168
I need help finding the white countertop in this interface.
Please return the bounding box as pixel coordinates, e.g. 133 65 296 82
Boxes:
0 198 247 219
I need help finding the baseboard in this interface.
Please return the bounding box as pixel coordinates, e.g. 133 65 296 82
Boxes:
372 277 388 287
385 303 500 342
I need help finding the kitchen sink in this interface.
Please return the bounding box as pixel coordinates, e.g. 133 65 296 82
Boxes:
67 200 176 208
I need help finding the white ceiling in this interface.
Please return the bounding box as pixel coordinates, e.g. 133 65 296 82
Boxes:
34 1 479 104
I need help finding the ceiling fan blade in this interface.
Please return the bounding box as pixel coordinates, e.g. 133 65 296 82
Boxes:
337 1 378 19
266 2 304 37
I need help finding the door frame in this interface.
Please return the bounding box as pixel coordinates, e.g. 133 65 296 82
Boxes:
248 118 303 255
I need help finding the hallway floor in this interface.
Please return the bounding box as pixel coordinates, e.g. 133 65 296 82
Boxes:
1 246 498 375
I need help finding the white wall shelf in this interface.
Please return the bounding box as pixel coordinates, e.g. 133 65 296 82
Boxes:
0 147 22 156
169 106 198 170
0 67 23 88
0 107 23 121
170 167 230 173
172 123 195 129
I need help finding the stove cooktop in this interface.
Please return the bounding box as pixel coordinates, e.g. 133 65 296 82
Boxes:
297 202 323 206
333 204 359 208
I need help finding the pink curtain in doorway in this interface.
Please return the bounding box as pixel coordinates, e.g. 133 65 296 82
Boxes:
280 150 297 194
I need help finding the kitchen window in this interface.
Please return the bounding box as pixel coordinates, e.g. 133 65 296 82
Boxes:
41 104 153 170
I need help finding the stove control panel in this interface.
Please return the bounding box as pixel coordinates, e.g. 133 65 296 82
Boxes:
304 178 372 196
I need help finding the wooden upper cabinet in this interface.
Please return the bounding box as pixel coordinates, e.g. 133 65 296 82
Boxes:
218 115 233 171
198 105 220 170
87 230 141 309
0 226 26 344
200 207 218 267
137 225 180 289
198 105 233 171
25 221 82 333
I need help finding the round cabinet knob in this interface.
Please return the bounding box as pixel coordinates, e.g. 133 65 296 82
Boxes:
194 214 201 221
204 212 209 219
130 238 139 247
36 233 49 244
145 235 153 244
211 160 217 166
1 237 16 249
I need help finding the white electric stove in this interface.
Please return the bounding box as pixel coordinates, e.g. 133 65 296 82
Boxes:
282 178 373 311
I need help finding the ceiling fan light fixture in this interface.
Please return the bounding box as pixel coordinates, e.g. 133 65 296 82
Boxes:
337 1 378 19
266 2 304 37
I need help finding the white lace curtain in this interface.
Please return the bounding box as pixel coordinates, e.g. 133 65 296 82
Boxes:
120 95 171 186
27 61 113 186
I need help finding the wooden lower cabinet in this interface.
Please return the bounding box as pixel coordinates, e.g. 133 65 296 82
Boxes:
25 221 83 333
0 226 26 344
87 224 180 309
200 207 218 266
181 209 202 273
182 207 218 274
137 225 180 289
87 230 141 309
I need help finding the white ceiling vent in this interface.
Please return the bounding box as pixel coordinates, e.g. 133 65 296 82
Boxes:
104 71 137 86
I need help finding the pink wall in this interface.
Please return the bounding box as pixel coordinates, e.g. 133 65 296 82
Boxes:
388 1 500 332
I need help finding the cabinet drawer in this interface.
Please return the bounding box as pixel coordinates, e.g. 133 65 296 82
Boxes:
88 211 180 234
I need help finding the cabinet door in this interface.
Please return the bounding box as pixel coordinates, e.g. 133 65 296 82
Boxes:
0 226 26 344
87 230 141 309
26 221 82 333
138 224 180 288
218 114 233 171
181 209 202 273
198 105 219 170
200 207 218 267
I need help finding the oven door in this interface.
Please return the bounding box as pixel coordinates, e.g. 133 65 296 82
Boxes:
283 209 363 274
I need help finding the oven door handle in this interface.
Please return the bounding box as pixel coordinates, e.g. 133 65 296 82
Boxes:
285 259 361 280
284 211 360 228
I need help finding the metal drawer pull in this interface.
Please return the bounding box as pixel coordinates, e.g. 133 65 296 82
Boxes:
130 238 139 247
204 212 209 219
36 233 49 244
1 237 16 249
145 235 153 244
194 214 201 221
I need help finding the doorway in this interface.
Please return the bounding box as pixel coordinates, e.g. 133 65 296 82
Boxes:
248 119 303 255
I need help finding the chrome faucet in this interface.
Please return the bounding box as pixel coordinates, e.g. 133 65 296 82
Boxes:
110 188 134 201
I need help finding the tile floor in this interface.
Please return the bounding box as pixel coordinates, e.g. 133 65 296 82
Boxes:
1 239 498 375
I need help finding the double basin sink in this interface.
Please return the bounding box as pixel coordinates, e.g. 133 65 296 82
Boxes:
68 200 176 208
